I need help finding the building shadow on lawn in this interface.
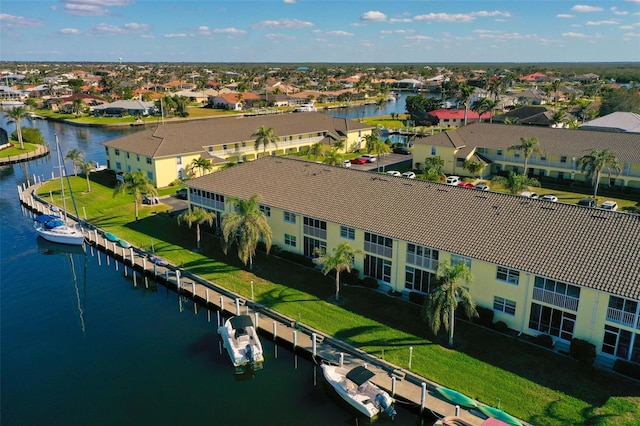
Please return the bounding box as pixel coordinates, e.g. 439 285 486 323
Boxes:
334 325 434 349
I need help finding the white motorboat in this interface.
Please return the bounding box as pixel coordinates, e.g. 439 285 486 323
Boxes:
321 364 396 420
34 215 85 245
294 103 317 112
218 315 264 370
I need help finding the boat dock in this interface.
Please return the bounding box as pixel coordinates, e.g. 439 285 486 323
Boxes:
18 181 527 426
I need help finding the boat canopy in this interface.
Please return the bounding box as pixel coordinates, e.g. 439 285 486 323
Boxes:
229 315 254 330
34 214 65 229
346 366 375 386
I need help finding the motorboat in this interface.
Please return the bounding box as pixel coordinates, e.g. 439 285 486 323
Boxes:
321 363 396 420
218 315 264 371
34 214 85 246
294 103 317 112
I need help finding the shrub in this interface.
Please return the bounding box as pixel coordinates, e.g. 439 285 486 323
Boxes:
342 268 360 285
533 334 554 349
613 360 640 380
362 276 379 289
278 250 315 268
408 291 427 305
475 306 494 328
569 338 596 363
493 321 509 334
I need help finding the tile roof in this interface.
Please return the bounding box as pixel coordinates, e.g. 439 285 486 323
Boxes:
414 123 640 163
102 112 373 159
188 156 640 299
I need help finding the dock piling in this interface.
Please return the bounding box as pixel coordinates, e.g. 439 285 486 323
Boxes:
273 321 277 341
421 382 426 412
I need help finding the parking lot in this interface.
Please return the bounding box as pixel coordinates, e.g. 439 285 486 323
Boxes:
348 153 413 172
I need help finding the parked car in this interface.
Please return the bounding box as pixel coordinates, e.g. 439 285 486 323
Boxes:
350 157 368 164
474 183 490 191
175 188 188 199
446 176 460 185
577 198 597 208
520 191 539 199
342 160 351 168
540 195 558 202
601 201 618 211
142 195 159 205
393 146 411 155
402 171 416 179
386 170 402 177
360 154 377 163
458 182 474 189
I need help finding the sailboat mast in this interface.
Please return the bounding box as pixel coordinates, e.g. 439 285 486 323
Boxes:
54 134 69 224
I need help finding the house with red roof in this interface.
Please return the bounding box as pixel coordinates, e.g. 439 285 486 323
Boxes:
426 109 492 128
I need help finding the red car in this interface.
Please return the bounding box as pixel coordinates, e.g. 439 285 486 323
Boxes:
350 157 368 164
458 182 475 189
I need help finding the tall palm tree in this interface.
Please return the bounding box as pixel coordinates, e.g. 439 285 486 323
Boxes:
422 261 477 347
308 142 324 160
72 98 85 117
578 149 621 198
364 133 379 153
373 140 391 172
5 106 28 149
65 149 84 176
457 83 475 126
253 126 277 158
314 242 364 301
322 148 343 166
508 137 542 176
113 170 157 222
190 157 213 177
78 160 95 193
178 207 215 251
491 171 540 195
222 194 272 270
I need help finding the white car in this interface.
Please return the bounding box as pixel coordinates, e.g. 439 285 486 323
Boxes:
540 195 558 202
601 201 618 211
520 191 539 199
386 170 401 177
402 171 416 179
446 175 460 185
342 160 351 168
474 183 490 191
361 154 377 163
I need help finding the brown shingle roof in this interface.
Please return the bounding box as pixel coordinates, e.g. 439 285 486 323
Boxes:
188 156 640 299
415 123 640 163
102 112 373 158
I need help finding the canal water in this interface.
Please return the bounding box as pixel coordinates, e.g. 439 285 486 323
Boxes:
0 116 427 425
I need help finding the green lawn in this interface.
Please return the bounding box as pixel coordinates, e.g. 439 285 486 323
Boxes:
36 174 640 425
0 142 40 158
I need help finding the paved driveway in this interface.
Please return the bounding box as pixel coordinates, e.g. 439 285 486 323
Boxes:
348 153 413 172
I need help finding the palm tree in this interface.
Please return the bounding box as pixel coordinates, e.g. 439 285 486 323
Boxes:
314 242 363 301
463 160 485 178
222 194 272 270
113 170 157 222
78 160 95 192
508 137 542 176
491 171 540 195
178 207 215 251
72 98 84 117
422 261 477 347
322 148 343 166
65 149 84 176
308 142 324 160
578 149 621 198
457 83 475 126
373 140 391 172
253 126 277 158
190 157 213 177
5 106 28 149
364 133 379 153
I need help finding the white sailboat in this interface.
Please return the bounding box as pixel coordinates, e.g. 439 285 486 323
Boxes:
34 134 85 246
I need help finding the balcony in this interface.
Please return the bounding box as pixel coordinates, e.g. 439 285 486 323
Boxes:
606 307 640 329
532 287 579 311
213 136 325 157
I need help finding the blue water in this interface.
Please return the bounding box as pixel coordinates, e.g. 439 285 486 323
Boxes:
326 94 408 120
0 116 424 425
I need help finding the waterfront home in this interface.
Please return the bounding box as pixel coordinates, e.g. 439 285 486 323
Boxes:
411 123 640 190
184 155 640 368
102 112 373 187
425 109 492 128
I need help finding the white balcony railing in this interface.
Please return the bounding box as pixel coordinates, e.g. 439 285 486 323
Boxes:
213 136 325 156
532 287 579 311
606 307 640 329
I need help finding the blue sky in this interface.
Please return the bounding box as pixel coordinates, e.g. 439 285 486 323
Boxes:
1 1 639 63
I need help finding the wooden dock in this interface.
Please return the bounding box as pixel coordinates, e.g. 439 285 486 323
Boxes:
18 182 526 426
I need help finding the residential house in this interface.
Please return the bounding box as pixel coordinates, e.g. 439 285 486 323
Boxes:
493 106 560 127
579 112 640 134
411 123 640 189
185 156 640 368
102 112 373 187
93 100 156 117
426 109 491 128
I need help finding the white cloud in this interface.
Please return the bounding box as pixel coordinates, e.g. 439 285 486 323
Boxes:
326 30 353 37
389 18 412 24
361 11 387 22
556 14 575 18
405 35 435 41
164 33 188 38
123 22 151 32
252 18 313 30
283 0 296 3
571 5 603 12
61 0 133 16
198 26 211 35
610 7 629 15
623 31 640 37
414 10 510 23
562 32 588 37
58 28 81 35
586 20 620 25
212 27 246 35
265 33 294 40
92 23 130 34
0 13 45 28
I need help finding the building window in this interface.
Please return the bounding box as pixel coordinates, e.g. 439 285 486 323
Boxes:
147 171 153 180
560 156 567 163
340 226 355 240
146 157 152 165
364 232 393 258
541 155 546 161
176 156 182 165
451 254 471 270
303 217 327 239
405 267 435 293
602 326 640 363
126 152 130 158
115 162 122 170
514 152 520 158
528 303 576 341
114 149 120 156
497 149 503 156
364 254 391 283
496 266 520 285
284 234 296 247
494 296 516 316
431 147 437 156
533 276 580 311
105 147 109 155
284 211 296 224
606 296 639 328
303 236 325 257
406 243 439 270
259 205 271 217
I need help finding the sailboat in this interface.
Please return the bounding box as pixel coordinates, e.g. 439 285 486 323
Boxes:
33 134 85 246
